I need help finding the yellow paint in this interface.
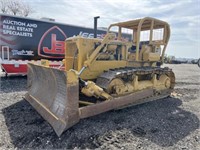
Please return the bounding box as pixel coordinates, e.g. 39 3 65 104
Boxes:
41 59 49 67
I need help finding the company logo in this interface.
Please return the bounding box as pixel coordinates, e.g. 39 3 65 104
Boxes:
38 26 67 58
43 34 65 54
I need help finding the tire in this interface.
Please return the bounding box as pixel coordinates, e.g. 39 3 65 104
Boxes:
198 59 200 67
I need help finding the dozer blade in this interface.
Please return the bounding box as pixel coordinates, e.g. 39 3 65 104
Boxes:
25 64 173 137
25 63 80 136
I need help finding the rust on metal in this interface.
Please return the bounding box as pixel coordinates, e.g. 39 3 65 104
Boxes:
25 64 80 136
79 88 154 119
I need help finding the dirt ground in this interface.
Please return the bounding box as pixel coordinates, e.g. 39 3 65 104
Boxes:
0 64 200 149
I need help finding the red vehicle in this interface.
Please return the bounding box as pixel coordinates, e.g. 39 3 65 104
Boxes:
1 14 124 76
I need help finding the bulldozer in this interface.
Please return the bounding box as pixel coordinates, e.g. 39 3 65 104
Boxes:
25 17 175 136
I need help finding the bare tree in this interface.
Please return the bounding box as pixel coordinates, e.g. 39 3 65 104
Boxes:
0 0 33 17
0 0 8 13
19 2 34 17
7 0 21 15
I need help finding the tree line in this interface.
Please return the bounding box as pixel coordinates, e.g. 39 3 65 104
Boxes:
0 0 33 17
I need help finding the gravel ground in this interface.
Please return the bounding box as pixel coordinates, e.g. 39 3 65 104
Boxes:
0 64 200 149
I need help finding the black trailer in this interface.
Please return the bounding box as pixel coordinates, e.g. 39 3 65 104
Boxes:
0 14 131 75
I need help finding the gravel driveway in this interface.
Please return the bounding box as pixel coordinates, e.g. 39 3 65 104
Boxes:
0 64 199 149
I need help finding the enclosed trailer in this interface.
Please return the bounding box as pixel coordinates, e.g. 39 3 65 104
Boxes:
1 14 131 75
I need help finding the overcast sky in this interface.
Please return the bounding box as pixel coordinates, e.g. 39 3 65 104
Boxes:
26 0 199 59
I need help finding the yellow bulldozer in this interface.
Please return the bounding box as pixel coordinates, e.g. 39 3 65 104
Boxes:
25 17 175 136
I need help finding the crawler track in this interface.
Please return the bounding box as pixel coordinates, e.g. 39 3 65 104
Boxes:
96 67 175 91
